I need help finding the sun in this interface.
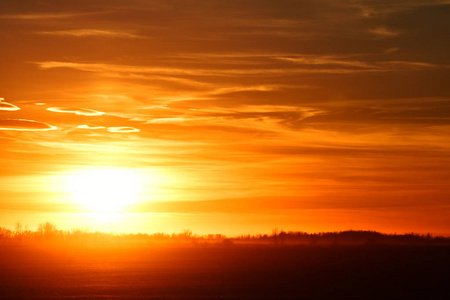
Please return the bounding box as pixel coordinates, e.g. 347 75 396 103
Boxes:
66 168 143 212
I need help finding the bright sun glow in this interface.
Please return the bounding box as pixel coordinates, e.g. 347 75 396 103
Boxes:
66 168 143 212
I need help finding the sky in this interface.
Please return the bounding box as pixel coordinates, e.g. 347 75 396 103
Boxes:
1 0 449 235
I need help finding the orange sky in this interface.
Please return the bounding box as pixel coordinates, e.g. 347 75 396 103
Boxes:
1 0 449 235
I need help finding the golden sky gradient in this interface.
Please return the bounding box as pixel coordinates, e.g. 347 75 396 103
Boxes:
1 0 449 235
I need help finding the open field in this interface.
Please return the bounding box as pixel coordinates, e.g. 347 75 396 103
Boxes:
1 241 448 300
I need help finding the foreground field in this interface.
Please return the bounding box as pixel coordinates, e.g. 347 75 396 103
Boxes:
0 242 448 300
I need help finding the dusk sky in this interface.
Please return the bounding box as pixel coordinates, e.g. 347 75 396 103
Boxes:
1 0 449 235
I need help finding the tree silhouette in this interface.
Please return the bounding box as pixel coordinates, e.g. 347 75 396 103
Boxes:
37 222 58 239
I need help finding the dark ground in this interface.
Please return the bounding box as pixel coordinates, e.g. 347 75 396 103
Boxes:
0 243 448 299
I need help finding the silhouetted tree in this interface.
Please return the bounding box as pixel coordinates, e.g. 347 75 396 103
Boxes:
0 227 12 239
37 222 58 239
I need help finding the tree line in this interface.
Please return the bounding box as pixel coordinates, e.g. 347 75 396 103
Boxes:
1 222 449 247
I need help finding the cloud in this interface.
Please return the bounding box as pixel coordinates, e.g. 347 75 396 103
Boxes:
0 119 57 131
369 27 401 37
78 125 140 133
379 61 440 69
353 0 450 18
35 57 445 82
37 29 142 39
0 12 96 20
276 55 443 71
107 127 140 133
190 104 321 115
209 85 281 95
47 107 105 116
34 61 383 77
143 105 323 135
77 125 106 129
147 117 188 124
275 56 373 68
34 61 250 76
0 98 20 111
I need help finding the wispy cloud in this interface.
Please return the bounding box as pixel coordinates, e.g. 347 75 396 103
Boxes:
0 119 57 131
354 0 450 18
209 85 281 95
379 61 441 69
144 105 323 134
35 58 444 81
369 27 401 37
0 98 20 111
0 12 97 20
275 56 373 68
190 105 321 115
77 125 141 133
107 127 140 133
146 117 188 124
276 56 444 71
77 125 105 130
47 107 105 116
34 61 382 76
37 29 142 39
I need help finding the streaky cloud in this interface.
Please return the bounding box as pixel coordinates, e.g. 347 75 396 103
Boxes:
78 125 106 129
209 85 280 95
147 117 188 124
0 12 101 20
369 27 401 37
379 61 442 69
191 105 322 115
37 29 142 39
275 56 373 68
35 59 446 80
0 119 57 131
0 98 20 111
275 56 443 70
34 61 386 76
47 107 104 116
354 0 450 18
107 127 140 133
